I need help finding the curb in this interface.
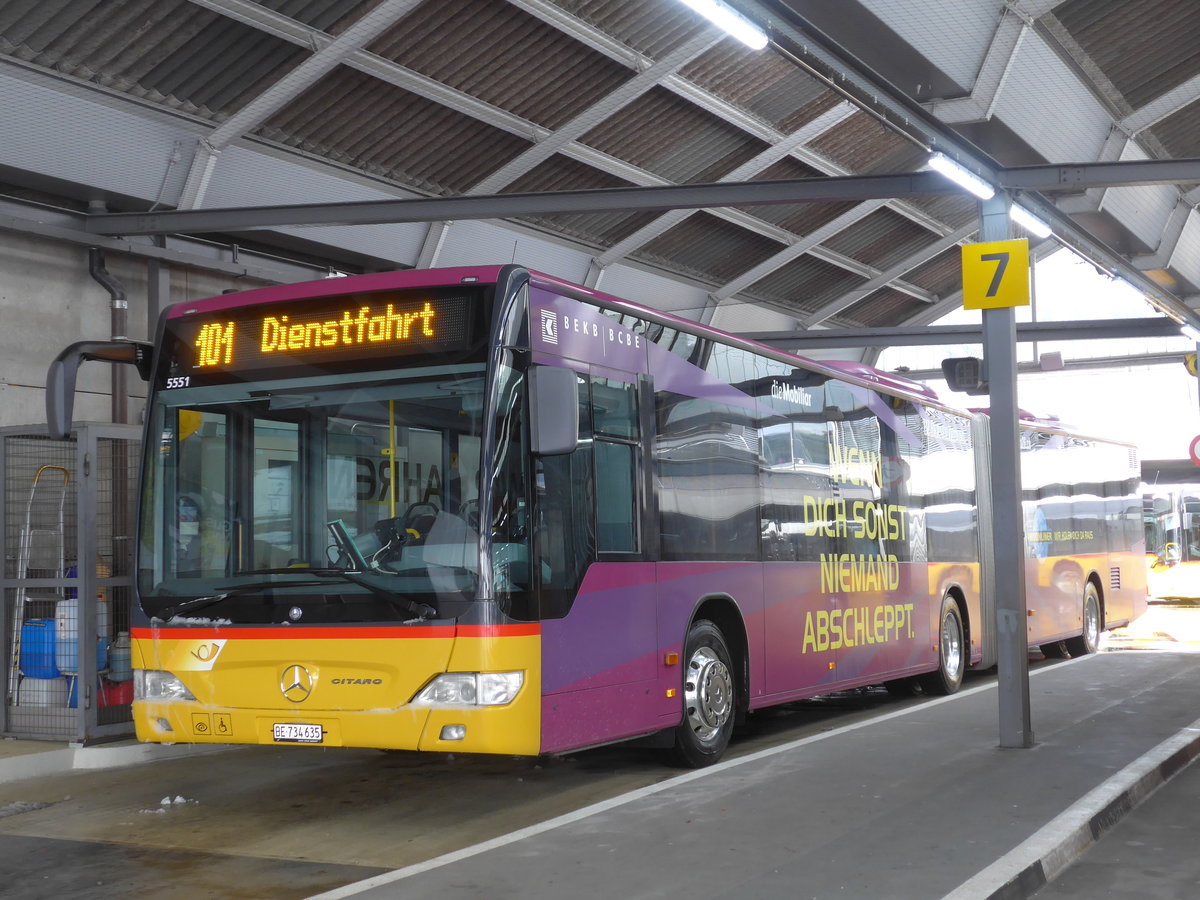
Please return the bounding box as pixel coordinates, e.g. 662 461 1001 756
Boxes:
0 741 235 785
941 719 1200 899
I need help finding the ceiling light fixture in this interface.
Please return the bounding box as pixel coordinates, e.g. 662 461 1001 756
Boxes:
676 0 769 50
1009 204 1052 238
927 152 995 200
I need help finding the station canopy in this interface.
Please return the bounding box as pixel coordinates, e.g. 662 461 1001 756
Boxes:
0 0 1198 345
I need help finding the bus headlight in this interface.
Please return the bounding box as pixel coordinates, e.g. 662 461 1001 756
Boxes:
134 670 197 702
412 672 523 707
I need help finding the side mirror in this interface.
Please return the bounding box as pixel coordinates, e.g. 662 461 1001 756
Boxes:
941 356 989 395
46 340 153 439
528 364 579 456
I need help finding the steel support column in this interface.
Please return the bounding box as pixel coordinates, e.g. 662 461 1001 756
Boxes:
980 193 1033 749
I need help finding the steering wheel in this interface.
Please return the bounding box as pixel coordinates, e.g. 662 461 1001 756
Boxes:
458 498 480 531
400 501 440 542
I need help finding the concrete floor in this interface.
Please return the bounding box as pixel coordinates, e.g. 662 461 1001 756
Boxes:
0 604 1198 899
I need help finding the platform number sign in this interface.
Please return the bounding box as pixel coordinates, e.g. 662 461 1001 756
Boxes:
961 239 1030 310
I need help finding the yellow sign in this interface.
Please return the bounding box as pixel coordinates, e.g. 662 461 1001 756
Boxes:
962 239 1030 309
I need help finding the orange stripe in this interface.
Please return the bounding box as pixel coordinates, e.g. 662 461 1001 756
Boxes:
131 623 540 641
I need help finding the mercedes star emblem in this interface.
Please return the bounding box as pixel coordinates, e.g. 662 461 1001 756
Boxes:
280 664 313 703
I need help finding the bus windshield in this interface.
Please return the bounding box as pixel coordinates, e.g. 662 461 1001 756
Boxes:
138 362 488 624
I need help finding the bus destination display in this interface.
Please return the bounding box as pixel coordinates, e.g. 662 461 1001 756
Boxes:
168 290 475 379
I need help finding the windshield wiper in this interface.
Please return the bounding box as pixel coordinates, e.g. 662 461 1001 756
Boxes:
310 569 437 620
156 579 331 620
157 570 437 621
235 565 438 619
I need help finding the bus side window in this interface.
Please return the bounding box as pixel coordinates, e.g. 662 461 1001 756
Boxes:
595 441 636 552
536 372 594 619
593 377 639 554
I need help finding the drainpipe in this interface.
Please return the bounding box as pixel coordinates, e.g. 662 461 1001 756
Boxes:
87 245 134 579
88 247 128 424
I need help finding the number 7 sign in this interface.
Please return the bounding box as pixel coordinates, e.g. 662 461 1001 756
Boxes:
961 238 1030 310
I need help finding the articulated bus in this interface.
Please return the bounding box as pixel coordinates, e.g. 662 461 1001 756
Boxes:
1144 485 1200 600
47 265 1146 766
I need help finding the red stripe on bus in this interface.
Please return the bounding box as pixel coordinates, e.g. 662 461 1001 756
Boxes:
455 624 540 637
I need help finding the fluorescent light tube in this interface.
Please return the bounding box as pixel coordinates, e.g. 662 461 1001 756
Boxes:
677 0 769 50
927 152 995 200
1010 204 1052 238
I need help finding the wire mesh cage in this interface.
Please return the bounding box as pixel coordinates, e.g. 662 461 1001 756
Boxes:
1 424 140 742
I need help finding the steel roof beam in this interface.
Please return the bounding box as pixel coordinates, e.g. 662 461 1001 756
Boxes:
591 102 858 269
801 223 979 326
1010 1 1070 19
512 0 952 238
177 0 421 209
1134 200 1194 272
472 39 720 195
926 11 1027 125
895 350 1191 380
745 316 1185 349
709 200 886 302
190 0 932 303
0 197 334 283
85 171 967 234
189 0 951 309
1121 72 1200 137
86 159 1200 236
741 0 1200 329
1003 159 1200 190
416 30 720 266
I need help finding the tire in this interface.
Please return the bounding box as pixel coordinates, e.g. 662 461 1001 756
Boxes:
918 596 965 696
1064 582 1102 657
1039 641 1068 659
884 676 921 697
672 620 736 768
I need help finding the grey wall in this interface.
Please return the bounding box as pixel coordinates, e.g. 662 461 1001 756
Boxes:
0 231 269 430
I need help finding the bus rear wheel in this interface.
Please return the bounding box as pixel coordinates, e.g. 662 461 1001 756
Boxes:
672 620 735 768
1064 583 1102 657
918 596 965 696
1039 641 1068 659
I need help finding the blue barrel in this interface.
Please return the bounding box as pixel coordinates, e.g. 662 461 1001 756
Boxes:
20 619 59 679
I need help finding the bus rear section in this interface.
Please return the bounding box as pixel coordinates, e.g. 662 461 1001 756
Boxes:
1016 420 1146 655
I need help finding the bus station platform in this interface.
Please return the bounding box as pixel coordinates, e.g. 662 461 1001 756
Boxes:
310 650 1200 900
2 649 1199 899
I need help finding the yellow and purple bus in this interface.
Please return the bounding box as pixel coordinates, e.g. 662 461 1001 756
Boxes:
47 265 1146 766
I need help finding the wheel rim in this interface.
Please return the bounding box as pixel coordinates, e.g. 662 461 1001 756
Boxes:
1084 591 1100 647
683 646 733 743
941 612 962 678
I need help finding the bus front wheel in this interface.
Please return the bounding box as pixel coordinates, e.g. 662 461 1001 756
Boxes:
919 596 965 696
1064 583 1102 657
672 620 735 768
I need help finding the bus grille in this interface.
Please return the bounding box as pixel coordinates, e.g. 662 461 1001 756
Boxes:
1110 567 1121 590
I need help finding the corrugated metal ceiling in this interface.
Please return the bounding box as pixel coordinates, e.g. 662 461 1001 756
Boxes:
0 0 1196 340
